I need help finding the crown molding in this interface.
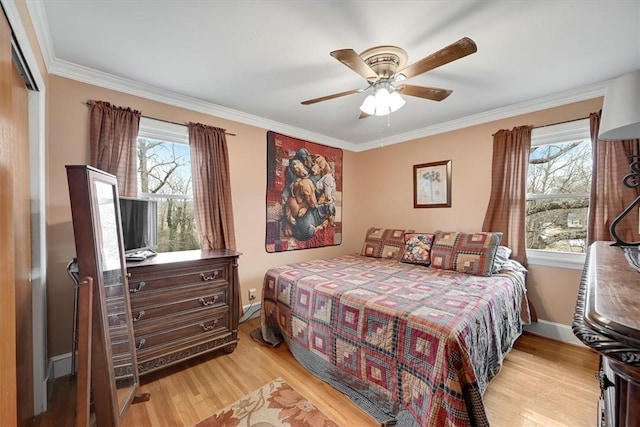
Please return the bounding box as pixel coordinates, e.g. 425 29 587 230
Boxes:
48 58 358 151
355 82 606 151
48 55 607 153
24 0 55 73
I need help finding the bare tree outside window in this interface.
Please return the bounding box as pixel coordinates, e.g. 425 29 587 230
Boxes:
526 137 592 253
137 137 200 252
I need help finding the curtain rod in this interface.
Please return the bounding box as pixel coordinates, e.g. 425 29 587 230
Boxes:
532 116 590 129
141 115 236 136
84 101 236 136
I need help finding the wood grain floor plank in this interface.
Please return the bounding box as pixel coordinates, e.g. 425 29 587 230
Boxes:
31 318 600 427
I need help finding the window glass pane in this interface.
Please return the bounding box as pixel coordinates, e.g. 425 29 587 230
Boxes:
526 125 592 254
137 137 193 197
528 139 592 195
136 137 199 252
526 197 588 253
155 197 199 252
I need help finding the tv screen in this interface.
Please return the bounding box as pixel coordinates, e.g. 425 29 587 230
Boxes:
119 197 158 253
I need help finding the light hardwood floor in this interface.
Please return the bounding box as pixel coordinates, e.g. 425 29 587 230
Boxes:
32 317 600 427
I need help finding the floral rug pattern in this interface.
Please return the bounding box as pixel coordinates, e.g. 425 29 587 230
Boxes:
194 378 338 427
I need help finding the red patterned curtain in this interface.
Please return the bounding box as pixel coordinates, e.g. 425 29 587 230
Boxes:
188 122 236 250
587 111 640 244
89 100 140 197
482 125 532 265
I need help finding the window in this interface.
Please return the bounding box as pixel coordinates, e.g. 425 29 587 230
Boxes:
526 119 591 268
136 117 200 252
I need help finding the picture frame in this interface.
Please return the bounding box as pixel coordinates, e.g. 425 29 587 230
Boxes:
413 160 452 208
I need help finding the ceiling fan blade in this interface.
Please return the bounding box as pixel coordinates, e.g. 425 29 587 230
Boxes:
397 37 477 80
301 88 361 105
330 49 378 81
396 84 452 101
358 111 371 119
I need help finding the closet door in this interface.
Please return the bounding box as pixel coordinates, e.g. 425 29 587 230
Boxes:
0 10 17 425
0 9 33 425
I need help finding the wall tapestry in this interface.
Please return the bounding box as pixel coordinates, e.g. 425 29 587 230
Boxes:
266 131 342 252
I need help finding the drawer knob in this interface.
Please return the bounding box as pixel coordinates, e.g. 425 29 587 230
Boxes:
198 295 219 306
136 338 146 350
199 319 219 331
132 310 145 322
130 281 146 293
200 271 219 281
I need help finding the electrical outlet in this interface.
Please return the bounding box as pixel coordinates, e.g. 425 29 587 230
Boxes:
248 288 257 301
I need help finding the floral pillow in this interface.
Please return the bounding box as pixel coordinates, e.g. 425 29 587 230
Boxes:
401 233 435 266
430 231 503 276
361 227 414 260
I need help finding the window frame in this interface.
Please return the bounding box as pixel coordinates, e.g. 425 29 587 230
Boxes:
526 118 591 270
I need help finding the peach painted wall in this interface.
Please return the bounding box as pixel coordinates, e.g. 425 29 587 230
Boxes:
46 76 362 356
46 73 602 357
351 97 603 328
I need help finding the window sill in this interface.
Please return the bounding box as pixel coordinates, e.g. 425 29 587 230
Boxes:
526 249 585 270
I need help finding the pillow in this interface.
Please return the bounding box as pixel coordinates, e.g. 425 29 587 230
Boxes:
361 227 414 260
492 245 513 273
401 233 435 266
430 231 503 276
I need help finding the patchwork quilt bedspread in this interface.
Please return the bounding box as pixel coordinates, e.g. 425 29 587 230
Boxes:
260 254 527 427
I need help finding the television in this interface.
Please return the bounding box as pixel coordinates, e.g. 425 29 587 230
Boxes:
118 197 158 253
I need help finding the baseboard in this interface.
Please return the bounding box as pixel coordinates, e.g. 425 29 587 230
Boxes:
523 319 585 347
50 351 73 380
240 301 262 322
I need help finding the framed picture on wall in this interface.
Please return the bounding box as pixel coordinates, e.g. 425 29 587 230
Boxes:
413 160 452 208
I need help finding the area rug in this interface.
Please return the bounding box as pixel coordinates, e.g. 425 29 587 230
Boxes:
194 378 338 427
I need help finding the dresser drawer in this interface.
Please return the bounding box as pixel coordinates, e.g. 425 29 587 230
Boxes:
136 330 238 374
110 324 134 359
129 282 228 322
134 308 230 354
105 296 129 328
132 294 229 337
128 262 228 294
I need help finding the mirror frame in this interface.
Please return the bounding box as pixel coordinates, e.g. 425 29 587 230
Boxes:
67 165 141 425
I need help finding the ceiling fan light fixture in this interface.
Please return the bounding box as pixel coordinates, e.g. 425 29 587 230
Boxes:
360 94 378 115
388 91 406 111
359 85 406 117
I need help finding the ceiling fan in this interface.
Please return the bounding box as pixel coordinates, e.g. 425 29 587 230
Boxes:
301 37 477 117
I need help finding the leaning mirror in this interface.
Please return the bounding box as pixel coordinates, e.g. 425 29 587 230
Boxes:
67 165 142 426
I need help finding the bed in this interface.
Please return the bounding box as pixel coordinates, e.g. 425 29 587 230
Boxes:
259 228 529 426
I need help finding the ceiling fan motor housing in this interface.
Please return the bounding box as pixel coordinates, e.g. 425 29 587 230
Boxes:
359 46 408 79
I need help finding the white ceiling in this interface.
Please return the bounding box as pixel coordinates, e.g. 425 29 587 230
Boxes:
26 1 640 151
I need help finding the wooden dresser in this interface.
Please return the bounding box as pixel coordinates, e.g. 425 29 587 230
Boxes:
573 241 640 427
126 249 241 375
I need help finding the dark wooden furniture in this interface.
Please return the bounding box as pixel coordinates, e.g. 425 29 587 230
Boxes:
125 249 241 375
66 165 143 426
573 241 640 427
75 277 93 427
